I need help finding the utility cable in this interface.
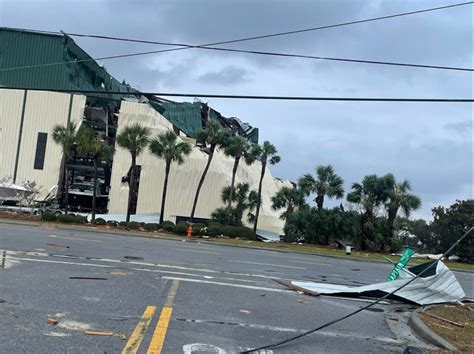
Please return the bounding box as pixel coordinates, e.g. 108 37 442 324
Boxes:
0 2 472 72
4 28 472 72
0 87 472 103
241 226 474 353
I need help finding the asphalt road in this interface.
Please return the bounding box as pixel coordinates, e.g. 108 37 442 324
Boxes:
0 222 472 353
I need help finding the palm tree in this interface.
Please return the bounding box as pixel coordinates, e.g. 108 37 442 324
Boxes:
149 130 192 225
252 141 280 236
52 121 77 213
76 127 114 223
385 177 421 238
214 182 259 225
190 120 225 221
346 174 390 222
298 165 344 210
223 135 258 216
271 186 307 220
116 124 150 223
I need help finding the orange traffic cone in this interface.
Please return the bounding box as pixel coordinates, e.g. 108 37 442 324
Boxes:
186 225 193 238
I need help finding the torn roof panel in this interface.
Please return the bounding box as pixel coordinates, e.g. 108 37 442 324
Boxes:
289 261 465 305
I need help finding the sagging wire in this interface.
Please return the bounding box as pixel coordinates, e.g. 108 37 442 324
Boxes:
241 226 473 353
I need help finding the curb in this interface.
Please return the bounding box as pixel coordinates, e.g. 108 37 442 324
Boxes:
409 307 458 351
1 218 473 273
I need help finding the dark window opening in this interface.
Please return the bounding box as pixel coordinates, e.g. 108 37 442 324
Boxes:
33 132 48 170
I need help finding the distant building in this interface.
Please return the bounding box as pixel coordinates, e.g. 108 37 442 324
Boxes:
0 28 289 233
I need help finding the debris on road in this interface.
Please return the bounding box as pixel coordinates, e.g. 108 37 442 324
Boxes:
123 256 144 261
69 276 108 280
387 315 399 321
47 243 70 249
84 330 114 336
239 310 251 314
387 248 415 281
278 261 465 305
297 299 311 304
47 318 58 325
422 310 465 327
109 271 127 276
84 330 126 340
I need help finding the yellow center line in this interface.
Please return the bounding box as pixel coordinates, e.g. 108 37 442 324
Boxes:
122 306 156 354
147 280 180 354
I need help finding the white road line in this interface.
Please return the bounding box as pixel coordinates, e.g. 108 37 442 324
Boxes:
288 260 331 266
8 257 114 268
171 248 219 255
130 268 266 284
6 255 271 285
49 235 103 243
176 318 403 344
161 276 291 293
229 260 306 270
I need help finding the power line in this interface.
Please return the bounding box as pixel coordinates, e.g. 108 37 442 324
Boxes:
241 227 474 353
1 2 472 72
5 27 472 72
0 86 472 102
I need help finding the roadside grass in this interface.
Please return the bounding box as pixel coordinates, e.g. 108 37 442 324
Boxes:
203 238 474 271
421 304 474 352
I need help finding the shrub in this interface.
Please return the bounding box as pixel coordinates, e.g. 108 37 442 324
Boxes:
390 239 403 253
173 221 188 235
127 221 141 230
192 223 206 236
94 218 106 225
162 221 175 232
223 226 253 239
144 223 160 231
107 220 119 227
206 224 224 237
41 212 57 222
57 214 87 224
118 221 128 228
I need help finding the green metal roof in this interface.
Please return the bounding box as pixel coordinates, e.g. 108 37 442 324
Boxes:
0 28 136 105
0 28 258 142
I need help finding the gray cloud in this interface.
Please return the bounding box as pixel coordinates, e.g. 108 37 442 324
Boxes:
198 66 252 85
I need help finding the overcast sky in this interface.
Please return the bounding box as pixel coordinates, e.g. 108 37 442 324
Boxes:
1 0 472 220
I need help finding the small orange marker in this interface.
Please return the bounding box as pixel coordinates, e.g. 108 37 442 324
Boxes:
186 225 193 238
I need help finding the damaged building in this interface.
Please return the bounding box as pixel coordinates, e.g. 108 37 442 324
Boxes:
0 27 289 233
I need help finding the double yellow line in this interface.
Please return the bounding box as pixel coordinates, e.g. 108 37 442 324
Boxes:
122 280 179 354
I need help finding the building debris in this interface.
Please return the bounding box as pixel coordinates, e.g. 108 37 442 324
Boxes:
69 276 107 280
278 261 465 305
422 311 465 327
47 318 58 325
123 256 144 261
47 243 70 249
84 330 113 336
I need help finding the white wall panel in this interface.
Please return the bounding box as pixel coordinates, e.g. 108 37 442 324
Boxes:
0 89 24 179
15 91 85 193
109 101 289 233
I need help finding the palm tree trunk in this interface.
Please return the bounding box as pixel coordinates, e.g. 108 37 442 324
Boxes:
160 161 171 225
126 155 136 223
91 157 98 223
190 146 215 221
316 192 324 210
227 156 240 223
64 165 69 213
253 161 266 238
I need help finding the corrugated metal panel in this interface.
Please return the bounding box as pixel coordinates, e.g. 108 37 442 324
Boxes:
108 101 285 233
0 28 136 102
0 89 24 179
159 102 203 138
290 261 465 305
15 90 85 190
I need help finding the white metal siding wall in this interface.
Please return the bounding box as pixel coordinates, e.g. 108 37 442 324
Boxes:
0 89 85 194
0 89 24 179
108 101 288 233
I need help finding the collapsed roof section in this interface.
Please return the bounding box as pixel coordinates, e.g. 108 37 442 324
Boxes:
0 27 258 143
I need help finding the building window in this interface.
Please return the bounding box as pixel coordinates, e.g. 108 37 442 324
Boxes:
33 132 48 170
